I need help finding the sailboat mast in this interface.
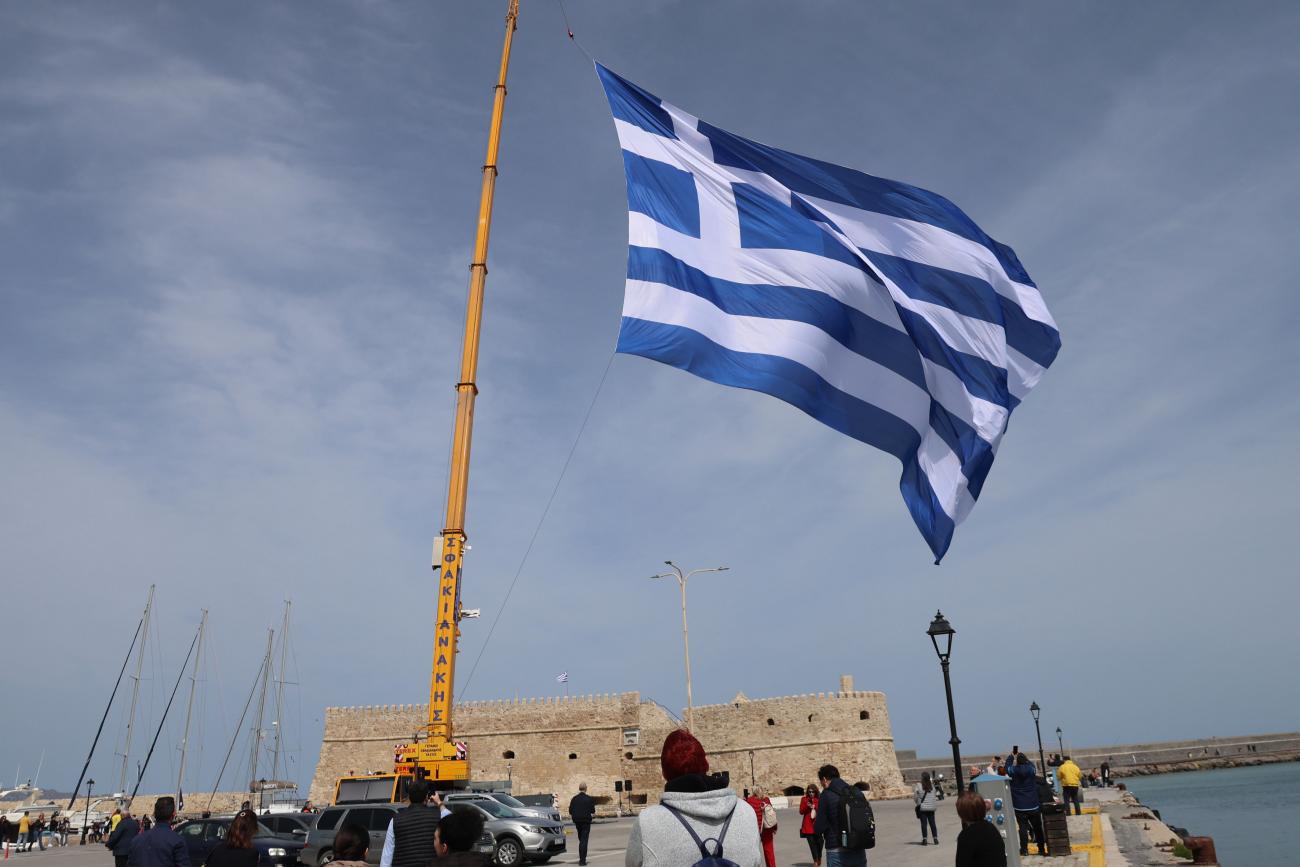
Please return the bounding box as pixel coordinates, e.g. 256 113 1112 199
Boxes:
247 628 273 806
119 584 155 794
270 600 291 785
415 0 520 784
176 609 207 801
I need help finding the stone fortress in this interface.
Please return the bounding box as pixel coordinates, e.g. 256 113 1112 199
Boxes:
309 674 909 807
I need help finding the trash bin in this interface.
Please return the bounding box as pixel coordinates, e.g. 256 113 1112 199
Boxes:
1040 803 1071 856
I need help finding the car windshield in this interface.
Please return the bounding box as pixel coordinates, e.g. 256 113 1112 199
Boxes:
493 795 528 809
253 822 278 838
474 800 519 819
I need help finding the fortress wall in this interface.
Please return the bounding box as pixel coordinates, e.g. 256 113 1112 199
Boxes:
309 676 910 808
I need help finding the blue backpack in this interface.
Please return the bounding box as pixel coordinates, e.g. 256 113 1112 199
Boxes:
663 804 741 867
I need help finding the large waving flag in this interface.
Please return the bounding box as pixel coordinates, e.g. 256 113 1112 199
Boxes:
597 65 1061 562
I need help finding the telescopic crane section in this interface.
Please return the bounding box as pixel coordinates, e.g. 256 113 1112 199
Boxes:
394 0 520 785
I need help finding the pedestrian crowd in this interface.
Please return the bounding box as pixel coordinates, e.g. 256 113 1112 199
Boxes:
622 728 876 867
0 813 74 851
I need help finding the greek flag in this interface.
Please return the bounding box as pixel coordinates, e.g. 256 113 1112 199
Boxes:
597 65 1061 562
555 671 568 684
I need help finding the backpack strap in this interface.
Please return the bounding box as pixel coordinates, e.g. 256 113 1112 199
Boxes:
663 804 734 860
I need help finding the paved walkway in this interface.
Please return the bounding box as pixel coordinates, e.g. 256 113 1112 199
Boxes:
3 789 1145 867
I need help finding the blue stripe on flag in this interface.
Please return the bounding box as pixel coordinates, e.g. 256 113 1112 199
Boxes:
697 118 1037 290
733 183 870 274
597 64 676 139
998 294 1062 370
626 245 926 392
617 315 956 557
622 150 701 238
893 304 1012 410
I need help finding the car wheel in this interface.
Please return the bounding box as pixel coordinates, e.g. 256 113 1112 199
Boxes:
493 837 524 866
317 849 335 866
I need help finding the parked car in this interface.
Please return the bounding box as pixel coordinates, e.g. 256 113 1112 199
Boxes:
442 798 565 866
174 816 305 867
443 792 561 825
260 814 316 841
302 803 492 866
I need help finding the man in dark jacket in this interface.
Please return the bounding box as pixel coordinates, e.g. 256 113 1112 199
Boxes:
126 798 189 867
814 764 868 867
433 808 491 867
105 810 140 867
568 783 596 866
1007 754 1045 857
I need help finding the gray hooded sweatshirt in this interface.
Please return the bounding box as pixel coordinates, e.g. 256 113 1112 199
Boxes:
625 786 763 867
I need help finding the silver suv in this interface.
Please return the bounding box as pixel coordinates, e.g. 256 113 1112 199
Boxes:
302 803 493 866
439 796 565 866
442 792 561 824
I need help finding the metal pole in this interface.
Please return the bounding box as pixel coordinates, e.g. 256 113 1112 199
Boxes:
80 780 93 845
271 601 291 785
940 659 963 792
1034 717 1047 780
675 569 695 731
248 629 274 805
1057 729 1064 756
119 585 155 794
177 610 207 803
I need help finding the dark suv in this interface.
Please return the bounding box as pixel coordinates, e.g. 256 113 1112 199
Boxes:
174 817 305 867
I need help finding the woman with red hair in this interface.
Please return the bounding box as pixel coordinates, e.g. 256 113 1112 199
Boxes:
624 729 763 867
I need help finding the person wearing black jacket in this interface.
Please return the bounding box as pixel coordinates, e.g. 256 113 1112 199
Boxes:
433 809 492 867
203 811 259 867
105 810 140 867
954 791 1006 867
126 798 189 867
567 783 596 866
812 765 867 867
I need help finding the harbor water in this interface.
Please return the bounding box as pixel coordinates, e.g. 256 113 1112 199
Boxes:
1127 762 1299 866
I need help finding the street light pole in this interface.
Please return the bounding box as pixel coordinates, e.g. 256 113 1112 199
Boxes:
1030 702 1047 777
81 779 94 845
651 562 729 731
926 611 963 794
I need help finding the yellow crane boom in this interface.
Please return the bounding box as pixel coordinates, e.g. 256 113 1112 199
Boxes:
395 0 521 785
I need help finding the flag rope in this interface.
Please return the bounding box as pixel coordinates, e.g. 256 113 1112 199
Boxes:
457 350 617 698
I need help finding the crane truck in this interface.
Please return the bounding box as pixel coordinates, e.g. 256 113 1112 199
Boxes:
331 0 521 806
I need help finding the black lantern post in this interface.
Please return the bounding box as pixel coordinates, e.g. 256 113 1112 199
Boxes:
258 778 267 812
1030 702 1047 777
80 779 95 845
1056 726 1064 757
927 610 963 793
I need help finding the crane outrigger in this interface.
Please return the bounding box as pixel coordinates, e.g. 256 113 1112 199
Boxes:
333 0 520 803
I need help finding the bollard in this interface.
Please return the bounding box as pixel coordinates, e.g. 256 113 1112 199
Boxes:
1184 836 1219 865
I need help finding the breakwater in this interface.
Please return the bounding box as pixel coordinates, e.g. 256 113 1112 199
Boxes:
897 730 1300 783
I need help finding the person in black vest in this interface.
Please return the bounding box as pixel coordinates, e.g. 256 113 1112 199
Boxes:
105 809 140 867
568 783 596 865
380 780 441 867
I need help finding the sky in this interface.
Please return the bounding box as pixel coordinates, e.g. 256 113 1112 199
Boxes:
2 0 1298 797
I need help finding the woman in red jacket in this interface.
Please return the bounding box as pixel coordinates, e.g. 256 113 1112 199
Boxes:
745 786 777 867
798 783 822 867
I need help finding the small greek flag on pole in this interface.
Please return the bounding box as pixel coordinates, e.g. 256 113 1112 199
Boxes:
555 671 569 684
596 65 1061 562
